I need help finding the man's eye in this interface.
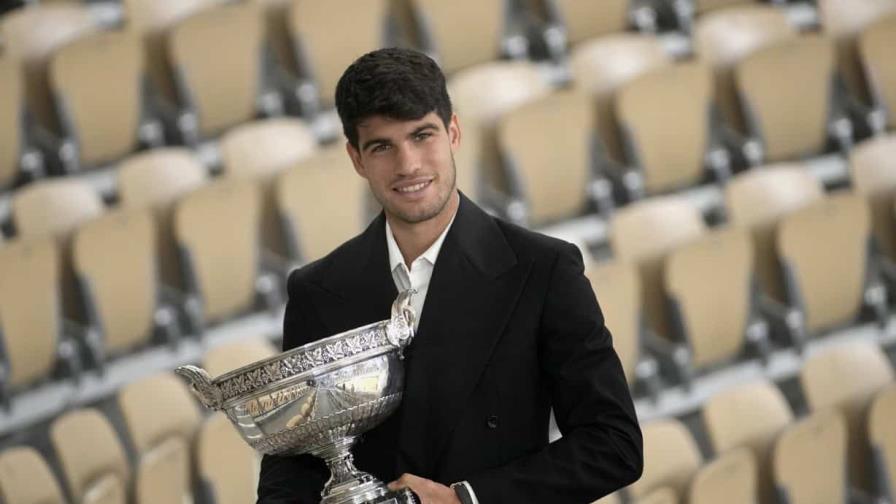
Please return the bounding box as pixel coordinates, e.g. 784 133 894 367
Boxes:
372 144 391 153
414 132 432 141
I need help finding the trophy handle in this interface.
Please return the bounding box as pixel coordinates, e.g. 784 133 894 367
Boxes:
386 289 416 352
175 365 224 410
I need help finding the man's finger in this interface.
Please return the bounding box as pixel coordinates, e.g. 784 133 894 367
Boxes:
387 473 425 492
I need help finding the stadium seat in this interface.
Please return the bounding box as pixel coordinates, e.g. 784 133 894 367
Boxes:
0 3 97 133
850 135 896 261
168 1 274 143
665 227 766 375
734 35 847 163
536 0 630 59
616 61 729 196
12 178 104 319
48 29 162 174
693 5 796 137
275 145 369 264
800 342 894 492
496 90 606 225
409 0 519 74
0 446 66 504
286 0 389 110
117 147 207 290
773 410 848 504
702 380 793 503
73 208 178 367
0 237 79 406
0 52 43 190
585 259 660 396
693 0 758 14
858 12 896 131
869 384 896 501
724 165 823 304
220 117 318 255
118 372 201 504
569 34 671 166
610 196 706 343
197 412 259 504
688 448 758 504
818 0 896 104
628 418 703 500
50 408 130 504
592 492 622 504
777 193 881 343
203 338 278 378
633 487 677 504
174 180 270 330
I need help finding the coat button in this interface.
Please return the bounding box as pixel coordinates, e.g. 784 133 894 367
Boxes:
487 415 499 429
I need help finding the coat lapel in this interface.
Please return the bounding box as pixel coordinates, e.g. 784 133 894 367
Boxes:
396 193 532 476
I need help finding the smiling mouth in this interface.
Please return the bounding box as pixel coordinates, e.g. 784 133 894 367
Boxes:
394 179 433 194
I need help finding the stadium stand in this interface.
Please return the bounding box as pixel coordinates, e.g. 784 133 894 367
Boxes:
0 1 895 503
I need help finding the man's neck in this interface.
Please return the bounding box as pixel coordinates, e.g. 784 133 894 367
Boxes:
388 191 460 266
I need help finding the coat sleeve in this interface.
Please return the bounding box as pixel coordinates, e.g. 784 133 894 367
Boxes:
465 242 643 503
257 271 330 504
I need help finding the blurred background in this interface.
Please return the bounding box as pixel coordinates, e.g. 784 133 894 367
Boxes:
0 0 895 502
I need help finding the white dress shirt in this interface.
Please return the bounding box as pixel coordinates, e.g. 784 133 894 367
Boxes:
384 210 480 504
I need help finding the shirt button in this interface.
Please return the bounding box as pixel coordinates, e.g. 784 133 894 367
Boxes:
487 415 499 429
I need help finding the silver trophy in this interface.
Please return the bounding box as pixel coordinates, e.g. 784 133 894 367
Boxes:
176 290 418 504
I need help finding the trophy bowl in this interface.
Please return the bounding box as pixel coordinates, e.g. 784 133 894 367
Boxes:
176 290 417 504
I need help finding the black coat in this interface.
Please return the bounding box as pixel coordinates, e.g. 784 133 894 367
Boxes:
257 192 643 503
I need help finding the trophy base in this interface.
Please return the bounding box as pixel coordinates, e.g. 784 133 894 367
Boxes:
314 437 417 504
322 480 416 504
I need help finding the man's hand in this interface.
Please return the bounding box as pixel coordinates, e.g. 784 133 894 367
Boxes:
387 473 461 504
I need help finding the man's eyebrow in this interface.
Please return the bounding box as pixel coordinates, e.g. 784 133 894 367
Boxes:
410 123 439 136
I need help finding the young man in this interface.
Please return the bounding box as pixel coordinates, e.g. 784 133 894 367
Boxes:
257 48 642 503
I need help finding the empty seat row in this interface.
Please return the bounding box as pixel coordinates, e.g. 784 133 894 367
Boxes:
0 338 277 504
621 342 895 503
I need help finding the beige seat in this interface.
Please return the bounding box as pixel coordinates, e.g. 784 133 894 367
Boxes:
175 180 262 326
410 0 508 74
665 227 754 370
570 34 671 165
616 61 718 194
688 448 758 504
544 0 630 48
702 381 793 503
859 12 896 130
204 338 278 378
51 408 130 504
773 410 848 504
610 196 706 340
694 5 796 133
629 419 703 500
0 237 70 401
12 178 104 319
118 372 201 504
0 3 97 132
724 165 823 303
850 135 896 260
73 209 160 361
497 90 596 225
0 446 66 504
585 260 641 386
633 487 678 504
734 35 839 163
275 145 368 264
819 0 896 103
592 492 622 504
801 342 894 492
694 0 758 14
123 0 219 103
287 0 388 108
777 193 871 334
49 29 154 173
169 1 266 140
197 412 259 504
118 147 207 289
869 384 896 500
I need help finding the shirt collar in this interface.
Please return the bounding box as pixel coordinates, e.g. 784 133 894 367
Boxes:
386 208 458 271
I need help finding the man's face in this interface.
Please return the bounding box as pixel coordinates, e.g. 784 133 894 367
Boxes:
346 112 460 225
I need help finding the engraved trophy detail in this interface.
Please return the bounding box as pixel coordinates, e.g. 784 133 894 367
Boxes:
176 290 417 504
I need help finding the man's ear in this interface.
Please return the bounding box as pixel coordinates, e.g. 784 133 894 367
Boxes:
345 141 368 179
448 113 462 152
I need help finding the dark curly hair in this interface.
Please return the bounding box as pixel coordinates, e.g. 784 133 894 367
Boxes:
335 48 453 149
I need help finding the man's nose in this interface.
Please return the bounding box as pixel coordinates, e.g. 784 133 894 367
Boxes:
395 144 422 175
